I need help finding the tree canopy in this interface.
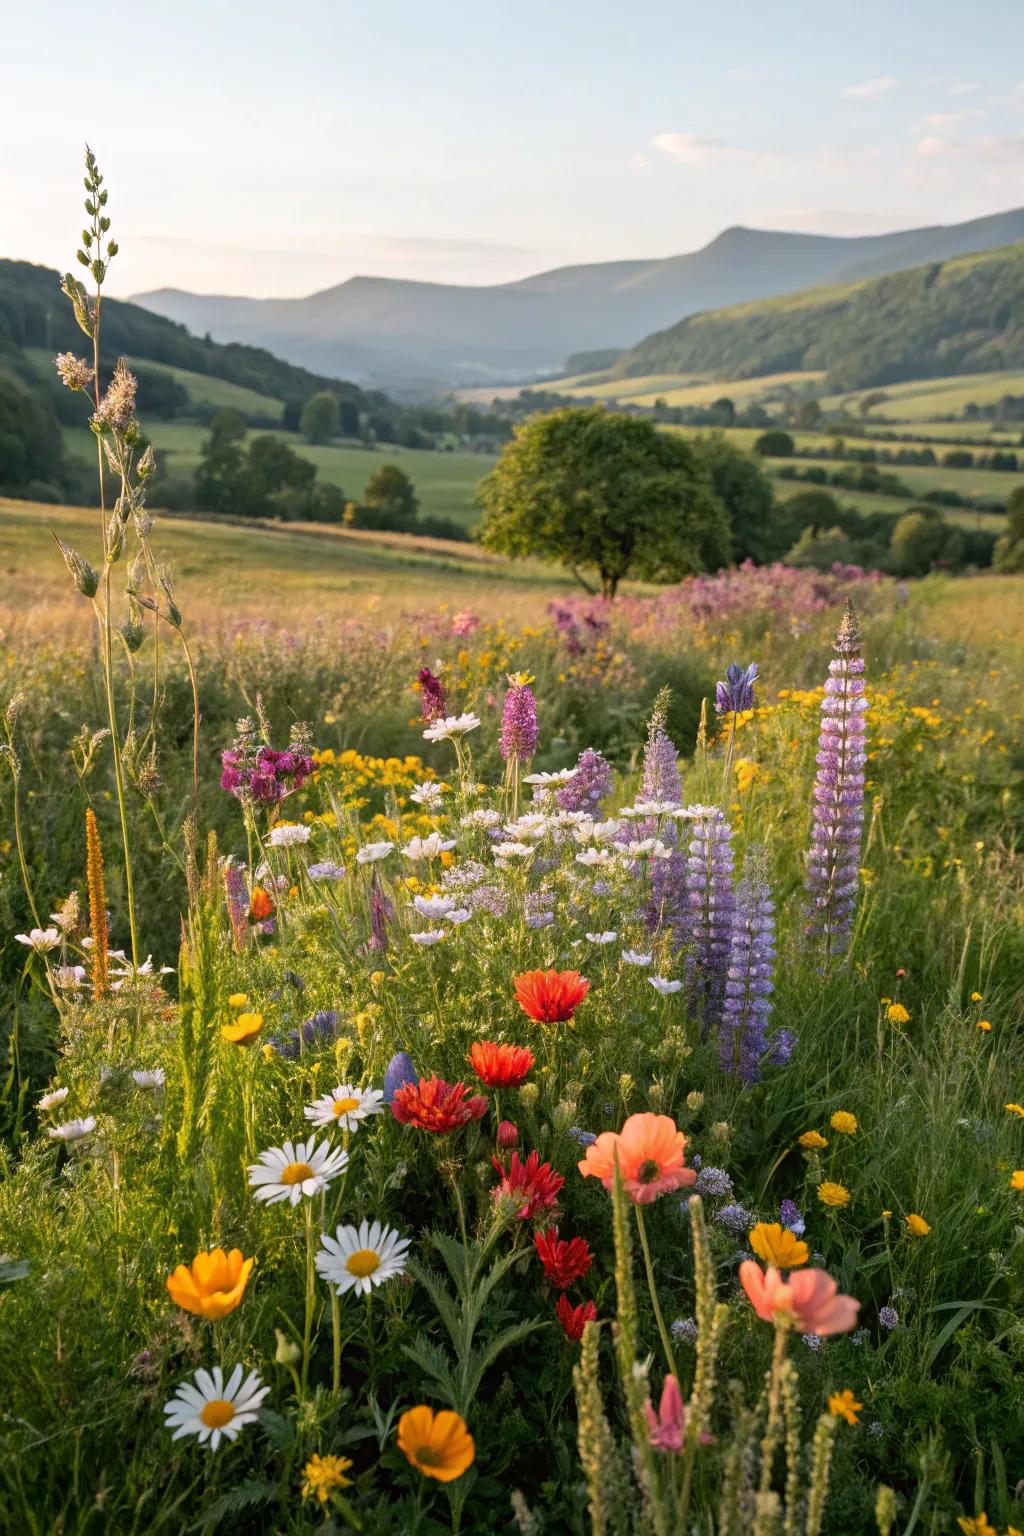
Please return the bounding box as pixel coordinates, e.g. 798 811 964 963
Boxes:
477 407 730 598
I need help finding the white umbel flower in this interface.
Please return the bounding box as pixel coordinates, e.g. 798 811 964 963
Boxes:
523 768 576 785
410 781 444 808
410 929 446 946
621 950 653 967
316 1219 411 1296
649 976 683 996
304 1084 386 1132
163 1365 269 1451
404 833 456 860
268 823 311 847
247 1138 349 1205
355 841 394 864
48 1116 96 1141
37 1087 69 1112
585 930 618 945
423 713 480 742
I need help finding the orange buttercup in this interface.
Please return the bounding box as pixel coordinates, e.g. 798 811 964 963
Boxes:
166 1247 254 1319
738 1261 859 1336
578 1112 697 1205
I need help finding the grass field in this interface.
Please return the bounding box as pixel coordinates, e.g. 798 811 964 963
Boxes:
543 369 826 408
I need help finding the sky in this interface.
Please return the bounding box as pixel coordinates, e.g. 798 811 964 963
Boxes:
4 0 1024 298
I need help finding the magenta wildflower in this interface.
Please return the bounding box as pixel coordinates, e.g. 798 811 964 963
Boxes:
500 676 538 762
417 667 448 724
806 602 867 959
220 745 313 804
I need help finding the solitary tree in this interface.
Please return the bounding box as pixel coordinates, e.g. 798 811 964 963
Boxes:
300 391 341 445
363 464 418 525
478 407 730 598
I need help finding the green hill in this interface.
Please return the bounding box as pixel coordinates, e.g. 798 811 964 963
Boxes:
615 243 1024 393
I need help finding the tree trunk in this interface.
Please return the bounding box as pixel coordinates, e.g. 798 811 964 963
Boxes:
569 564 597 595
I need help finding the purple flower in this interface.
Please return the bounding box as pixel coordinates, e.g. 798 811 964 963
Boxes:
567 1126 597 1146
715 662 759 714
878 1305 899 1331
671 1317 699 1344
719 859 776 1081
220 744 313 805
500 678 539 762
779 1199 805 1236
695 1166 733 1200
274 1009 341 1060
806 602 867 959
223 860 249 950
556 748 614 814
383 1051 417 1103
683 807 735 1024
368 872 392 953
714 1202 754 1234
417 668 448 724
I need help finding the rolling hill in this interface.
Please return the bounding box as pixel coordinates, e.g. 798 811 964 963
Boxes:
130 207 1024 390
611 242 1024 393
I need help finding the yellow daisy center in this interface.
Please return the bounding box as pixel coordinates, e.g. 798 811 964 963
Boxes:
281 1161 315 1185
200 1398 236 1429
332 1096 361 1115
345 1248 381 1278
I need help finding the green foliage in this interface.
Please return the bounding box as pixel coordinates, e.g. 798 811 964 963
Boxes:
363 465 419 524
478 406 731 597
300 391 341 445
754 429 794 458
888 507 963 577
0 377 67 493
689 433 783 563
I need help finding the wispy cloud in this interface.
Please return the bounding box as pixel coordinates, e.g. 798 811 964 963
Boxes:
840 76 896 100
918 108 986 131
649 132 783 172
916 131 1024 162
948 81 981 96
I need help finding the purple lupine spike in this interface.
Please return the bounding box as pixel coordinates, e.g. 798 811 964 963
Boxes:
556 748 614 814
715 662 759 715
719 860 776 1080
417 667 448 725
642 727 682 806
500 676 539 762
368 871 393 952
682 805 735 1023
223 859 249 951
806 602 867 959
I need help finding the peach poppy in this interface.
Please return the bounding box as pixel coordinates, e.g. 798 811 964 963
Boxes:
166 1247 254 1319
577 1112 697 1205
739 1261 859 1336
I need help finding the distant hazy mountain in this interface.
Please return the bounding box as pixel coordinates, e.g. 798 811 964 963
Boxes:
131 208 1024 390
612 241 1024 392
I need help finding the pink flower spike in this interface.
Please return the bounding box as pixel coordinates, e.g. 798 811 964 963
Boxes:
644 1373 685 1452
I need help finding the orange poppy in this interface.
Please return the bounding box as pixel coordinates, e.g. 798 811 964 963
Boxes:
513 969 590 1023
578 1112 697 1204
166 1247 254 1319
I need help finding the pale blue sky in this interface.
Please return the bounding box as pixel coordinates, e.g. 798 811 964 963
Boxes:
4 0 1024 295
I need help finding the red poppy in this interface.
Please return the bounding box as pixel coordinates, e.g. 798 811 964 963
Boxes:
513 969 590 1024
555 1295 597 1340
248 886 275 922
468 1040 534 1088
391 1076 488 1133
491 1149 564 1220
534 1227 593 1289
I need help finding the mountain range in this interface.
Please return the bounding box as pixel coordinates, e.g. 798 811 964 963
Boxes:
131 207 1024 391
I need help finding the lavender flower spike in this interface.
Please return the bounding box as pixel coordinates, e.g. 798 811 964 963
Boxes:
719 857 776 1081
683 805 735 1023
806 602 867 959
715 662 758 715
500 673 539 762
641 693 682 807
556 747 614 814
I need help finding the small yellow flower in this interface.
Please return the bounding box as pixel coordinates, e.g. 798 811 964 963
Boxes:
749 1222 809 1269
228 992 249 1009
301 1453 353 1505
976 1020 992 1032
1006 1104 1024 1120
817 1181 851 1209
830 1111 858 1136
886 1003 911 1025
905 1213 931 1237
970 991 983 1002
957 1515 998 1536
827 1389 862 1426
799 1130 829 1150
1010 1171 1024 1191
221 1011 263 1044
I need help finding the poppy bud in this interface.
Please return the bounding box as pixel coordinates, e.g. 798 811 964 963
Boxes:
497 1120 518 1149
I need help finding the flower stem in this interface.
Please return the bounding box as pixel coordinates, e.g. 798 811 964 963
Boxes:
635 1203 676 1376
301 1199 316 1393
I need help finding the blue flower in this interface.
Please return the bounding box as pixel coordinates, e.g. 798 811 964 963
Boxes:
715 661 759 715
779 1199 805 1236
383 1051 418 1103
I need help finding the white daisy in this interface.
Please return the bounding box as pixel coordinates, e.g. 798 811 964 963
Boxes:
522 768 576 786
649 977 683 996
412 894 456 920
576 848 611 867
410 929 446 946
163 1364 269 1451
679 803 720 819
410 781 444 809
304 1083 386 1131
422 713 481 742
247 1138 349 1205
493 842 535 860
132 1068 166 1091
37 1087 69 1112
355 841 394 864
268 823 311 847
622 950 653 967
315 1219 411 1296
444 908 472 925
621 800 679 820
15 927 61 952
585 930 618 945
460 807 503 829
503 813 550 840
48 1116 96 1141
404 833 457 860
